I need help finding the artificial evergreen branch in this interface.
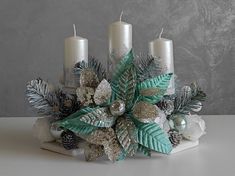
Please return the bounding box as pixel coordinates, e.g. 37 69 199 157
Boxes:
26 78 54 116
172 83 206 115
26 78 80 119
135 55 165 81
74 57 106 81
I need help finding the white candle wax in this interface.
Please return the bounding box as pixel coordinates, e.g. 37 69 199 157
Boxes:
64 24 88 88
148 29 175 95
108 11 132 75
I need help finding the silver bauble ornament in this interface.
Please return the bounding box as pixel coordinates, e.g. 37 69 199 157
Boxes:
169 114 187 133
50 123 64 139
109 100 125 116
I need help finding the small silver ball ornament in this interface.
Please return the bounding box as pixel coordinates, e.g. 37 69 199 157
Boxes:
50 123 64 139
169 114 187 133
109 100 126 116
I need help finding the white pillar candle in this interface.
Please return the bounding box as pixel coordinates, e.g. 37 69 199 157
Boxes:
64 24 88 88
108 11 132 75
148 28 175 95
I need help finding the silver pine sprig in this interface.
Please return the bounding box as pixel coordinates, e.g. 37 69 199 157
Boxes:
172 82 206 115
26 78 80 119
135 54 166 81
26 78 54 115
74 57 106 81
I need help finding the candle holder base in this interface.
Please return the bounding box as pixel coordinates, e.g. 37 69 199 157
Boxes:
171 140 199 154
40 140 200 157
40 141 82 157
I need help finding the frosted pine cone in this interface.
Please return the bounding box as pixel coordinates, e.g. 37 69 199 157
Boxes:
61 131 78 150
168 129 183 147
156 99 174 115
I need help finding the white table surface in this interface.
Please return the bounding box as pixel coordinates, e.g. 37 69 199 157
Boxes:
0 115 235 176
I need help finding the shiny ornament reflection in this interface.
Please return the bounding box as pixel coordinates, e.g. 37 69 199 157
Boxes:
169 114 187 133
109 100 126 116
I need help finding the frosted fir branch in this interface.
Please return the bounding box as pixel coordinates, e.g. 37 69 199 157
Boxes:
172 82 206 115
26 78 80 119
88 57 107 81
135 53 166 82
74 57 106 81
26 78 54 116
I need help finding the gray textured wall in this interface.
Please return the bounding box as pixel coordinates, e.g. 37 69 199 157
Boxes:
0 0 234 116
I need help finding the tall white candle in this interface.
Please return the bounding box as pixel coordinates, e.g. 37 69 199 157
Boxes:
64 24 88 88
148 28 175 95
108 11 132 75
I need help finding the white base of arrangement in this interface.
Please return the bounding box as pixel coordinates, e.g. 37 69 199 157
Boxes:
171 140 199 154
40 142 82 157
41 140 199 157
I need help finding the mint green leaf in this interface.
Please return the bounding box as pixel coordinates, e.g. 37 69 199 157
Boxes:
79 107 116 127
111 64 137 110
137 144 151 157
137 73 172 104
57 118 97 135
56 107 97 134
64 107 94 120
136 122 172 154
138 73 172 90
111 49 134 82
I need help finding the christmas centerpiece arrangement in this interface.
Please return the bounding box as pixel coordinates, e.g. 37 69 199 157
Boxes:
26 14 206 162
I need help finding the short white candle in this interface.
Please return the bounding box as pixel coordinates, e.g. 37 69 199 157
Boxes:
148 28 175 95
64 24 88 88
108 11 132 75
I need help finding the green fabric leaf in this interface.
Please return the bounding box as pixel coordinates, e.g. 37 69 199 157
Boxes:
79 107 116 127
138 73 172 90
137 144 151 157
137 73 172 104
111 49 134 82
56 107 97 135
135 55 165 82
57 118 97 135
136 122 172 154
64 107 94 120
111 64 137 110
115 117 138 156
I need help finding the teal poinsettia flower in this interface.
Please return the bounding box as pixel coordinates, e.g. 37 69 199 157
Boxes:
56 50 173 162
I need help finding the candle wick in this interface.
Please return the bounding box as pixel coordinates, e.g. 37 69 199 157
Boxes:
119 10 123 21
159 28 164 38
73 24 77 37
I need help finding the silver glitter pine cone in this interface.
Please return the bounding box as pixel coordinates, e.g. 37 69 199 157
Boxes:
168 129 183 147
156 99 174 115
80 68 99 88
61 131 78 150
